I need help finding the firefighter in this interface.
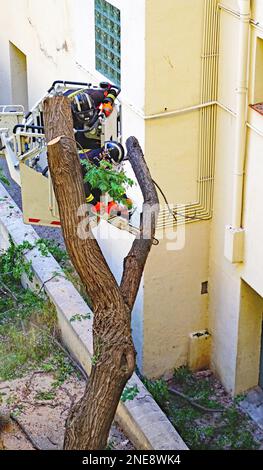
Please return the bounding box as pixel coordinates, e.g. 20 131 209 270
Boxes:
79 141 133 219
65 83 132 218
65 81 120 149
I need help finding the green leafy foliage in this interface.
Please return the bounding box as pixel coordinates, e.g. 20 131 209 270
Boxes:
0 241 76 385
0 314 54 380
82 159 134 206
40 351 76 388
142 367 260 450
70 313 91 322
36 238 68 265
0 168 10 186
142 378 169 405
173 365 193 384
121 385 139 402
35 390 56 401
0 240 45 326
0 238 33 281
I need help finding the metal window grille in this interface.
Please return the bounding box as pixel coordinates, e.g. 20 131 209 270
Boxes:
95 0 121 86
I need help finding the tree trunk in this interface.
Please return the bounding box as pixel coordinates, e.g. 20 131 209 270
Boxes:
43 97 158 449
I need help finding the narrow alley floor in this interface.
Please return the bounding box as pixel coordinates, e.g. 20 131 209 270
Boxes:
240 387 263 431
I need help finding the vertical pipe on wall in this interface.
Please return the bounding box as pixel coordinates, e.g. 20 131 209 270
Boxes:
199 0 219 217
232 0 250 229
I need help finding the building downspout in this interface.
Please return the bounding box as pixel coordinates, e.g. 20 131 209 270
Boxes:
224 0 250 263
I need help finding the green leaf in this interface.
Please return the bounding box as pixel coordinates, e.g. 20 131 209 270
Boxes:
121 385 139 402
0 169 10 186
82 158 134 205
70 313 91 322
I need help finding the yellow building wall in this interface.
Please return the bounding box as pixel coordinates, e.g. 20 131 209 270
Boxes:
209 0 263 394
141 0 263 388
145 0 205 114
137 0 212 378
143 222 209 378
242 125 263 297
145 114 200 204
208 106 242 394
235 281 263 394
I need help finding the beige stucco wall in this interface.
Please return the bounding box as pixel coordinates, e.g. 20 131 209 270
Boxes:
208 107 242 393
145 0 205 114
0 0 78 108
140 0 211 378
209 0 263 394
143 221 209 378
235 281 263 394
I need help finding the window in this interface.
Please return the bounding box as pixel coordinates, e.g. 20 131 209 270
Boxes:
95 0 121 86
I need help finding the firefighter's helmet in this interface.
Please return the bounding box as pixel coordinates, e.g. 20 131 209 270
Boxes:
104 141 124 165
71 92 97 127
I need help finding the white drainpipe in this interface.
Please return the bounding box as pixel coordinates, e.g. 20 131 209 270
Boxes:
224 0 250 263
232 0 250 228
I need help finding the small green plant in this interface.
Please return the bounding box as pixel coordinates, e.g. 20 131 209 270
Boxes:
36 239 68 265
234 394 245 405
0 238 67 286
142 367 260 450
0 168 10 186
173 365 192 384
11 404 24 417
106 439 115 450
0 322 53 380
35 390 56 401
91 353 100 366
82 159 134 206
0 239 78 393
142 378 169 405
40 352 75 388
0 238 33 281
121 385 139 402
70 313 91 322
6 394 18 406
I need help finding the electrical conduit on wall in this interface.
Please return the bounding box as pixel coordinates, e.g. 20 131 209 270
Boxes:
154 0 220 229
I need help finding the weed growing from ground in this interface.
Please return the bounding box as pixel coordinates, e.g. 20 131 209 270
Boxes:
143 366 260 450
0 241 76 386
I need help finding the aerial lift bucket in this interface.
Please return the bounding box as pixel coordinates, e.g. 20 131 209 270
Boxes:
0 82 138 235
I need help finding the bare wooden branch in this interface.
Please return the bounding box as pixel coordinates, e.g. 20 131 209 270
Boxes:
120 137 159 310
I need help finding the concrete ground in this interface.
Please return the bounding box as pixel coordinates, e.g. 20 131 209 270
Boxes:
240 387 263 431
0 371 134 450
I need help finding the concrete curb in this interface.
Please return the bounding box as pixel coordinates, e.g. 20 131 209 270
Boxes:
0 183 188 450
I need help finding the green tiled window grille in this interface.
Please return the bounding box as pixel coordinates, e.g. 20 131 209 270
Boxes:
95 0 121 86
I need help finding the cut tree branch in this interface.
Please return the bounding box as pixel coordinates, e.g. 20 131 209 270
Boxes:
120 137 159 310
